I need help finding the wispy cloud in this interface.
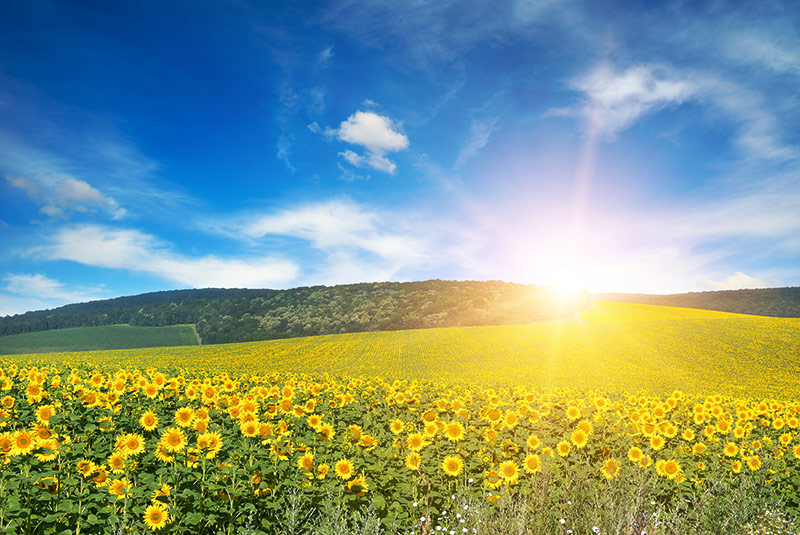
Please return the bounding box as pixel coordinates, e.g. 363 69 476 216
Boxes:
214 198 484 286
7 175 126 220
454 117 499 168
554 60 799 162
310 110 409 174
37 225 299 288
0 273 109 316
552 62 697 139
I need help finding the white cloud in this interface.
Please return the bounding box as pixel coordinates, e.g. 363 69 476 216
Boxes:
6 175 126 219
0 273 109 316
337 111 409 153
555 61 799 161
39 225 299 288
339 149 365 167
3 273 106 303
228 199 470 284
454 118 498 168
313 110 409 174
560 63 697 139
704 271 771 290
723 30 800 76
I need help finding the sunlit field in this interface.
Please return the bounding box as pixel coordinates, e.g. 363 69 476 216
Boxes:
2 303 799 534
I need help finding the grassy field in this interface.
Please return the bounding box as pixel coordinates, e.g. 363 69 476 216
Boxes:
6 302 799 398
0 324 199 354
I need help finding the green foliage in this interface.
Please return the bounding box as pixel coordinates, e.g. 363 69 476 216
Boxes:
0 324 199 354
0 280 590 344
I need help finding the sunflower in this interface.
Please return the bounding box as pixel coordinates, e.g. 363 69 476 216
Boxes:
307 414 322 430
556 441 570 457
600 458 621 480
151 483 171 504
525 434 541 450
346 475 369 498
407 433 427 451
36 404 56 426
319 423 335 441
627 446 643 463
297 452 314 471
424 422 439 437
692 442 706 455
143 504 169 531
503 411 519 429
716 419 731 434
108 453 126 474
661 459 682 480
122 434 146 457
390 419 404 435
779 433 792 446
10 430 35 456
732 461 742 474
577 419 593 435
723 442 738 457
77 459 98 478
523 454 541 474
349 424 363 441
334 459 354 480
34 437 59 462
140 411 159 432
405 452 421 471
484 469 502 490
747 455 762 471
682 428 695 441
498 460 518 483
108 478 130 500
649 435 665 450
160 428 186 453
566 406 581 421
0 432 12 456
240 421 259 437
441 455 463 477
316 464 329 479
444 421 465 442
570 429 588 449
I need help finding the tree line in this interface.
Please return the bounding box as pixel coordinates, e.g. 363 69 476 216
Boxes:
0 280 590 344
592 287 800 318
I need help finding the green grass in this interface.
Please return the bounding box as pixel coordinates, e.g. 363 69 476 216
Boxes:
0 324 199 354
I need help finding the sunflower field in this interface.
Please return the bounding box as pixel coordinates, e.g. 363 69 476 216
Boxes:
1 303 798 534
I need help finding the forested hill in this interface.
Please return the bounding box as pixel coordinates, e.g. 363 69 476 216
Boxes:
0 280 589 343
592 287 800 318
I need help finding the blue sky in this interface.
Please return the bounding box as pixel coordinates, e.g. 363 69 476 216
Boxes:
1 0 799 316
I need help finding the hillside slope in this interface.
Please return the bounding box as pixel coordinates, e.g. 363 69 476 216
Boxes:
0 280 589 343
592 286 800 318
